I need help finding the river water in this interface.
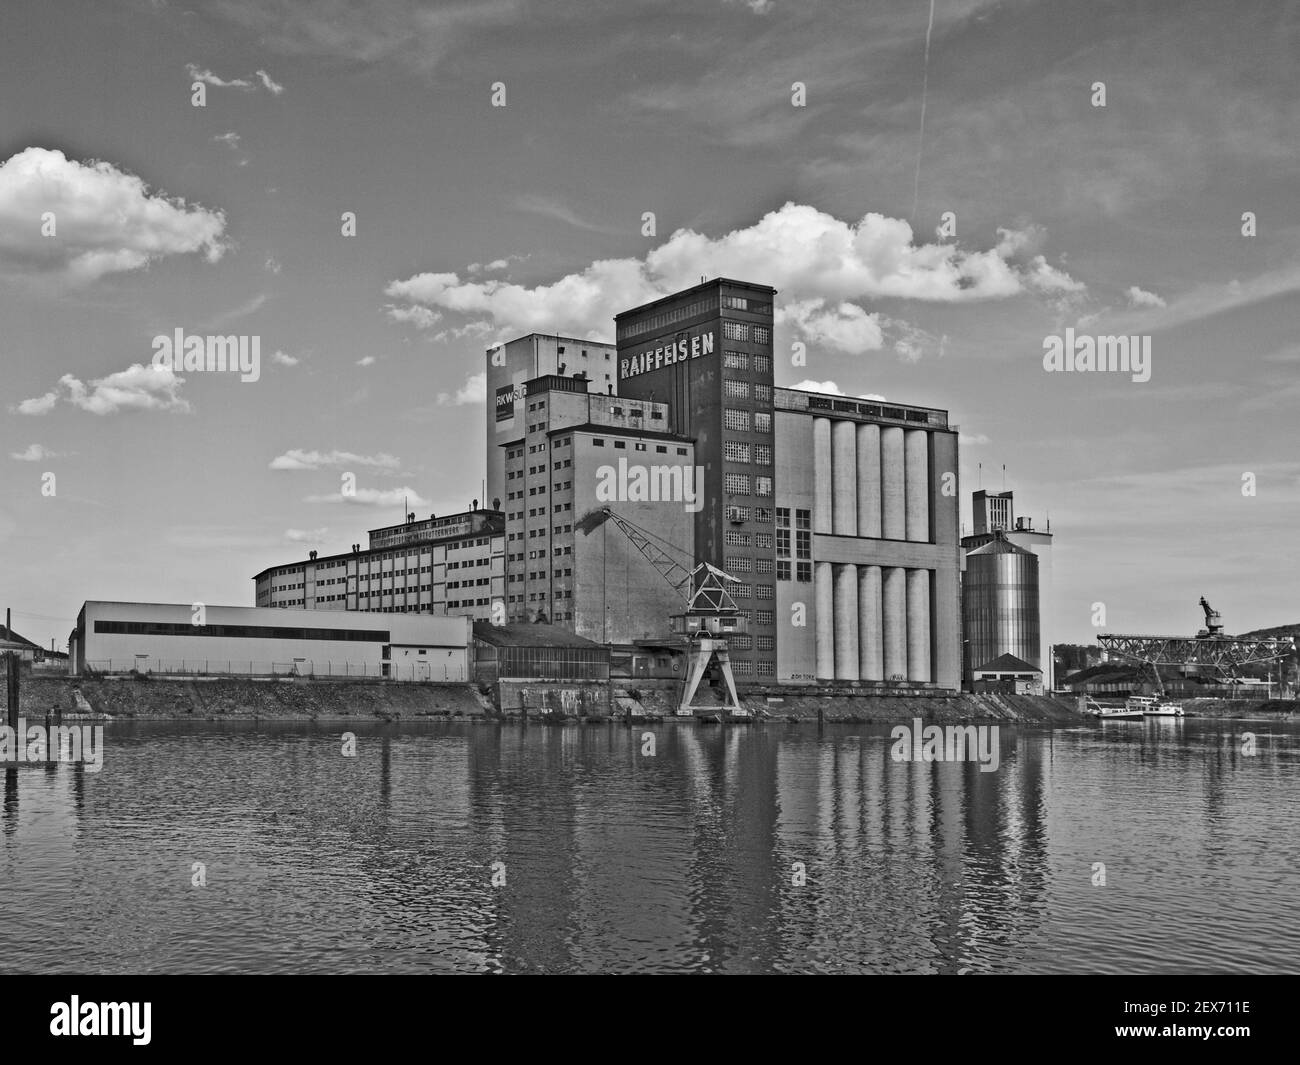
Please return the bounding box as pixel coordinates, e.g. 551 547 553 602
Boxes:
2 717 1296 974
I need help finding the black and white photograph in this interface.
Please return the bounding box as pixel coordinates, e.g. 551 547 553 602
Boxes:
0 0 1296 1023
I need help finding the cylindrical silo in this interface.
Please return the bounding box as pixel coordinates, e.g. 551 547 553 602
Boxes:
832 420 857 536
883 566 907 680
904 429 929 543
815 561 834 679
906 568 931 682
858 564 883 680
833 563 859 680
813 418 833 535
881 427 905 539
857 424 882 538
962 533 1041 684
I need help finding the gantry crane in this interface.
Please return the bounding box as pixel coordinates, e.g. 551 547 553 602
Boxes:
577 507 748 716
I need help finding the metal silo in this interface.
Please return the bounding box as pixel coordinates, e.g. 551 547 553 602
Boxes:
962 532 1040 682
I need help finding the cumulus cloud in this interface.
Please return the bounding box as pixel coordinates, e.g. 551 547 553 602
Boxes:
264 256 282 274
385 304 442 330
303 486 431 508
284 528 329 543
0 148 227 283
10 443 58 461
15 363 190 416
255 69 285 94
385 202 1083 355
790 380 886 400
437 372 486 406
1126 285 1167 308
271 349 299 366
269 449 401 471
356 355 377 367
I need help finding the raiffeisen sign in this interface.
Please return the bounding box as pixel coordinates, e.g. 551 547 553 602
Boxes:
620 328 714 381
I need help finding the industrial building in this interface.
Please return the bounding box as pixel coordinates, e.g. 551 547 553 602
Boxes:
499 373 695 643
486 333 619 507
484 277 964 690
69 601 471 680
961 534 1042 691
961 490 1054 688
253 508 505 622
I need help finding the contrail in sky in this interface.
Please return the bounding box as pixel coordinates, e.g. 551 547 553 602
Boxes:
911 0 937 224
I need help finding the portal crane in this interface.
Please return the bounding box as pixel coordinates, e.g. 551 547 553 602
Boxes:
1196 597 1223 638
578 507 748 716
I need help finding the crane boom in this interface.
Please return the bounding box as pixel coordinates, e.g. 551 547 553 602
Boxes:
577 507 693 599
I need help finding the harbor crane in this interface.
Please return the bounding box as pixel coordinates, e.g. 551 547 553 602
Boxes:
1098 597 1295 696
577 507 748 717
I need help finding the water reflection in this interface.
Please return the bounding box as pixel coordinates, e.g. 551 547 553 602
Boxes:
0 717 1295 974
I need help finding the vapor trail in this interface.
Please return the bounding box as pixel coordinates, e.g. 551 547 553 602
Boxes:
911 0 936 224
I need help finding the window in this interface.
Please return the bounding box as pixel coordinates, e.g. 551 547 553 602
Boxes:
754 354 771 375
725 473 751 495
756 585 774 601
593 438 605 447
723 320 749 342
755 558 773 575
676 447 688 456
755 532 773 550
754 507 773 523
733 583 752 599
732 659 753 675
754 385 772 405
728 504 751 522
724 530 751 547
754 476 773 497
635 443 646 451
754 325 771 345
724 379 750 399
757 610 774 626
754 411 771 433
731 634 753 651
796 561 812 582
614 441 625 449
724 408 750 432
724 350 749 370
726 556 752 572
756 660 775 677
655 445 667 454
754 443 772 465
777 561 792 581
724 440 751 463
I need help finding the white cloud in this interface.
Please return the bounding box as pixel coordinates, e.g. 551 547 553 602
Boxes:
15 391 58 415
356 355 377 367
17 363 190 416
385 304 442 329
1126 285 1167 308
264 256 282 274
0 148 227 283
437 372 487 406
284 528 329 544
269 449 401 471
303 486 431 508
255 69 285 94
185 63 255 90
791 379 845 395
213 131 241 149
385 203 1083 354
271 349 299 366
10 443 58 461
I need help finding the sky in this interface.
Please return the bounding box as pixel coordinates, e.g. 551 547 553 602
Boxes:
1 0 1297 651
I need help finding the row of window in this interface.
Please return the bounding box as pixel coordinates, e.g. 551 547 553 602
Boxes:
723 440 773 465
721 320 772 345
723 473 774 497
723 409 773 433
723 350 774 374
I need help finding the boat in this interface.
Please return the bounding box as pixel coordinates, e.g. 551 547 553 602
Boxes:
1144 701 1185 717
1084 697 1144 719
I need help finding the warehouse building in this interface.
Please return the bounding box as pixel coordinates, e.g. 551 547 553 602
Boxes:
69 601 470 680
253 508 505 623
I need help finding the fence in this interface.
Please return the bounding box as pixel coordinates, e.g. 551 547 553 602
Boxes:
80 659 466 682
474 644 609 683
